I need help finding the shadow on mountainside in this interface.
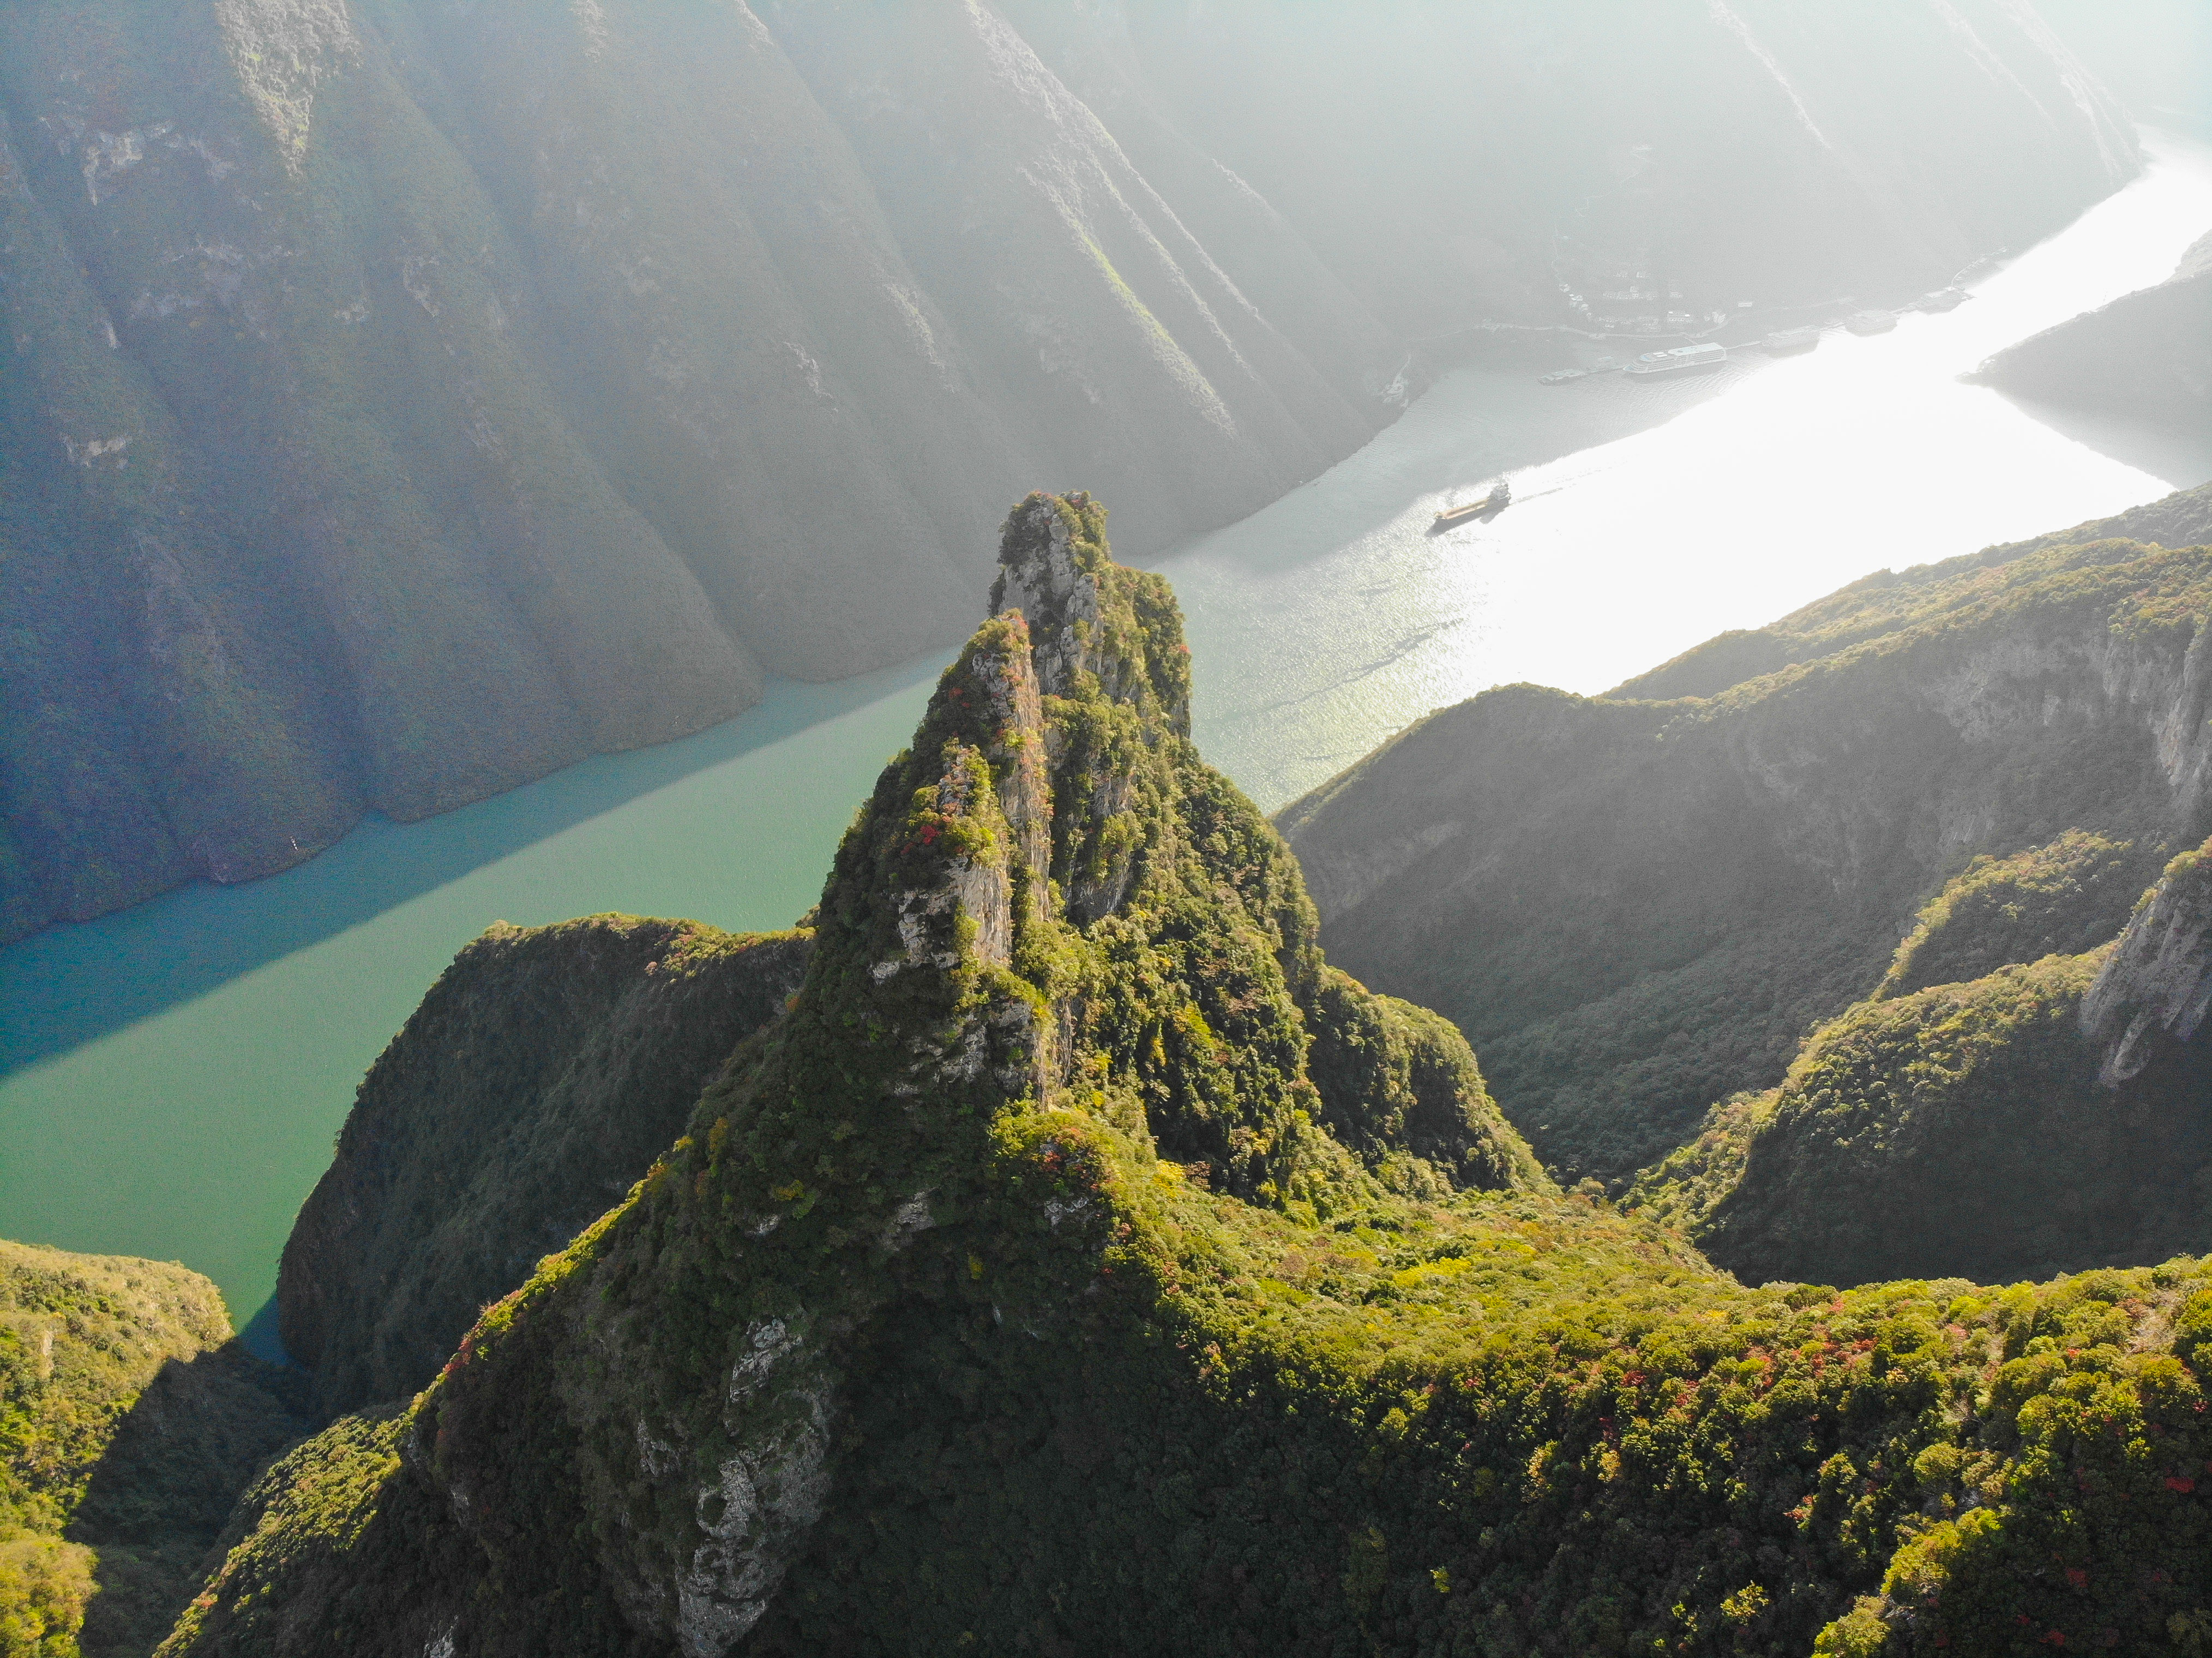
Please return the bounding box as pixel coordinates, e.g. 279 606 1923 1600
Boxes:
64 1342 308 1658
0 655 945 1077
1995 393 2212 492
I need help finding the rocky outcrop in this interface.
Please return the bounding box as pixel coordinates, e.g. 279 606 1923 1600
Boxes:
277 915 811 1421
1970 228 2212 426
2084 836 2212 1083
1283 524 2212 1180
1630 836 2212 1288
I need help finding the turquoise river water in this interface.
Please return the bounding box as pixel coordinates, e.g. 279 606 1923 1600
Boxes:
5 129 2209 1343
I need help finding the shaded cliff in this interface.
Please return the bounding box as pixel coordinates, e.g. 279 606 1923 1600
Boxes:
1282 503 2212 1181
0 0 2145 943
1970 228 2212 429
0 1240 304 1658
1632 835 2211 1288
278 917 813 1422
148 500 2212 1658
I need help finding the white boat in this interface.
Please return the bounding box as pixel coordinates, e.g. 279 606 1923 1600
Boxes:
1919 288 1969 311
1761 327 1821 354
1844 310 1897 335
1624 341 1727 378
1538 368 1589 385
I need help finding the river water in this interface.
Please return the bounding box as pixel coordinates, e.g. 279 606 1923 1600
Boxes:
5 129 2208 1339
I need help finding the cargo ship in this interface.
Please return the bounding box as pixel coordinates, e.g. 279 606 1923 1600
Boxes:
1844 310 1897 335
1432 480 1510 528
1760 326 1822 354
1625 341 1727 378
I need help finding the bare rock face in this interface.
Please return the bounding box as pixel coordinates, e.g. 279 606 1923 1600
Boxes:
2084 837 2212 1084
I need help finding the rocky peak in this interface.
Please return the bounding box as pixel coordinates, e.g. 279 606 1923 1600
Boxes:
2083 836 2212 1084
991 491 1191 738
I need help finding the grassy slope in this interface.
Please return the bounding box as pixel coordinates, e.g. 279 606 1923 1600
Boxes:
0 1241 303 1658
156 502 2211 1658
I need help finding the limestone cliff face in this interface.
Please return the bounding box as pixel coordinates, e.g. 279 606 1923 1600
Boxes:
277 916 812 1422
1283 512 2212 1180
161 496 1547 1657
0 0 1399 944
1029 0 2139 335
2084 837 2212 1084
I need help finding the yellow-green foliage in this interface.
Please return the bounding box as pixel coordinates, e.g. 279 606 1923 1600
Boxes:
0 1242 298 1658
0 1535 91 1658
160 505 2212 1656
1876 831 2155 999
0 1246 231 1538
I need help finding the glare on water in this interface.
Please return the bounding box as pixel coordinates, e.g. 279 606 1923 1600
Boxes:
1156 128 2212 809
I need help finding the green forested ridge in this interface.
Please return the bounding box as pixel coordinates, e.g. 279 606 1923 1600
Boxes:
1608 482 2212 703
278 917 814 1422
134 498 2212 1657
1282 495 2212 1182
1628 835 2210 1286
0 0 2141 942
1871 832 2157 1001
0 1242 302 1658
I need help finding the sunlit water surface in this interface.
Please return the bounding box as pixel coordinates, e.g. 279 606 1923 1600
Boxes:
4 131 2209 1336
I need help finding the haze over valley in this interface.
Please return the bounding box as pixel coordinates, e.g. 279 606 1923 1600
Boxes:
2 5 2209 1656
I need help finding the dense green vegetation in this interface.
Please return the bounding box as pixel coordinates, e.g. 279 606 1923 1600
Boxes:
1631 831 2211 1288
146 497 2212 1657
1872 832 2154 1000
0 1242 300 1658
1283 494 2212 1182
278 916 812 1420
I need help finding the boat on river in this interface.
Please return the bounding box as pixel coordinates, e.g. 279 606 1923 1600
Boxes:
1844 310 1897 334
1919 287 1969 311
1538 368 1589 385
1625 341 1726 378
1432 480 1510 528
1760 326 1822 354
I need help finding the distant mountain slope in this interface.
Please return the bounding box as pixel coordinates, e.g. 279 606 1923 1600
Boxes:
1969 226 2212 426
1035 0 2141 335
1280 486 2212 1182
0 0 2141 944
